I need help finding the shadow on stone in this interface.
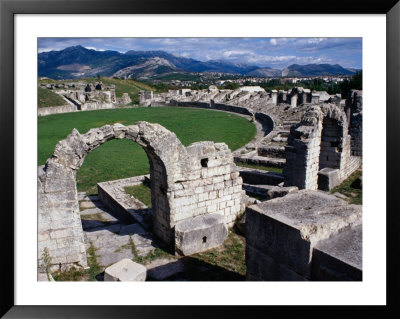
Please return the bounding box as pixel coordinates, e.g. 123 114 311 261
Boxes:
81 219 117 230
178 256 245 281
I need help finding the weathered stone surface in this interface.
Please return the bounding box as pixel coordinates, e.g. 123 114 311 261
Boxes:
146 258 185 280
318 167 340 191
37 272 55 282
246 245 307 281
175 213 228 256
245 190 362 279
39 121 245 270
80 201 97 209
311 224 362 281
104 259 147 281
284 104 360 190
238 167 284 186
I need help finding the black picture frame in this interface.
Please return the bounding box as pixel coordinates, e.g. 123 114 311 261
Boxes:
1 0 399 317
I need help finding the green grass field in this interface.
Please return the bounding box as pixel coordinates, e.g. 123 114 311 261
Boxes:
38 107 256 194
124 184 152 208
38 87 68 108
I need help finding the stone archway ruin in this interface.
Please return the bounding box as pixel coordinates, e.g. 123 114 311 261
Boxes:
38 121 245 268
283 104 361 190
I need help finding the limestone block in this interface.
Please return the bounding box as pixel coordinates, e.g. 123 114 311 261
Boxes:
246 245 308 281
311 225 362 281
245 190 362 278
318 167 340 191
104 259 147 281
175 213 228 256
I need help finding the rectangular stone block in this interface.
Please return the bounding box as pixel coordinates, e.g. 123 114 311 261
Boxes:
318 167 340 191
246 245 308 281
175 213 228 256
104 259 147 281
311 225 362 281
245 190 362 278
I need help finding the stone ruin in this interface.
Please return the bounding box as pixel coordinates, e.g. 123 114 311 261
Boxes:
38 81 132 116
131 85 363 281
284 103 361 191
140 85 338 111
38 122 246 269
37 83 363 281
245 190 362 281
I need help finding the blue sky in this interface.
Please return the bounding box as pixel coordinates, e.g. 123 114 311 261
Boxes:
38 38 362 69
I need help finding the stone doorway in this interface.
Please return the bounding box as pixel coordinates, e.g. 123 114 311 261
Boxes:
318 117 343 171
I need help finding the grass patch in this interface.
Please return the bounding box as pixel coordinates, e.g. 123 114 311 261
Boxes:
190 230 246 276
38 107 256 194
331 170 362 205
115 236 171 264
52 241 103 281
236 162 283 173
38 87 68 108
52 266 86 282
135 247 173 264
124 184 152 208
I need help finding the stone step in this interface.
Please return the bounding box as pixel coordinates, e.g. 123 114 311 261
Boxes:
235 155 286 168
238 167 284 185
243 183 298 200
257 145 285 158
272 136 288 143
276 130 290 137
281 124 296 130
282 120 298 125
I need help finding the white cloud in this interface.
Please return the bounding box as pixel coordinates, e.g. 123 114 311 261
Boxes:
84 46 105 51
38 47 55 53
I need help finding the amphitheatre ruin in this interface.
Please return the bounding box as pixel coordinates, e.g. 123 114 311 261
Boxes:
38 81 362 281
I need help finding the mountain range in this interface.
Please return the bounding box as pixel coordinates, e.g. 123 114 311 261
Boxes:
38 45 359 79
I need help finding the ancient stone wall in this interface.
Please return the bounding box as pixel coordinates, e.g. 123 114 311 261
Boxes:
38 122 244 268
38 105 78 116
346 90 363 156
284 104 359 190
38 82 123 116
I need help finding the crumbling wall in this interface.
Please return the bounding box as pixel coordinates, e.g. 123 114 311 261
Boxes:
143 86 338 113
284 104 357 190
346 90 363 156
38 122 244 269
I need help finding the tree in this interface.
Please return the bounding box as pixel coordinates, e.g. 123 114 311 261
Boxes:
340 71 362 97
223 82 239 90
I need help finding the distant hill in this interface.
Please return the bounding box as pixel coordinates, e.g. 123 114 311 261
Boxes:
38 46 358 79
247 67 282 77
282 64 356 77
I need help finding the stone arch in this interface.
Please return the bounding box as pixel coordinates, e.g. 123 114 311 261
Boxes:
318 105 348 172
38 122 187 269
38 121 245 269
284 104 352 190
